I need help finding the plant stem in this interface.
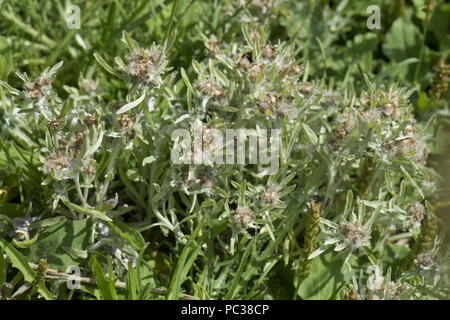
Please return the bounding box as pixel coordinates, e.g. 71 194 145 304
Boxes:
75 173 87 208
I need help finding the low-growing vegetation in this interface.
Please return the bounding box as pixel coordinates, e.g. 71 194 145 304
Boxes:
0 0 449 300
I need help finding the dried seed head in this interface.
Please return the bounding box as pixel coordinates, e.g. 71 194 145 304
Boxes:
198 80 228 107
248 61 265 82
340 113 356 132
334 125 347 140
48 117 59 129
69 132 84 156
198 80 223 97
320 92 340 107
393 137 428 163
408 201 425 216
237 55 251 71
403 124 416 137
43 153 70 174
126 47 167 85
405 201 425 229
276 101 295 118
361 109 381 124
81 156 96 175
199 173 213 189
423 0 435 23
339 220 371 249
58 137 67 149
232 207 255 229
260 186 278 204
382 102 396 117
201 125 221 153
299 82 313 95
118 114 136 138
260 42 275 59
429 58 449 100
414 251 437 271
256 92 279 115
205 38 220 56
84 114 97 127
24 74 48 101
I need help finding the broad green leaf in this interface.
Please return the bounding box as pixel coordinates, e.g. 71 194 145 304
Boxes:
298 250 346 300
27 219 92 270
0 238 54 300
378 243 411 271
382 17 422 62
106 219 145 251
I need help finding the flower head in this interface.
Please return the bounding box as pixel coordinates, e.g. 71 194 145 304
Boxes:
126 46 168 86
232 207 255 229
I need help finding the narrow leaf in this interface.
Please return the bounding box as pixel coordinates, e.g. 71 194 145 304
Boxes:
116 92 146 114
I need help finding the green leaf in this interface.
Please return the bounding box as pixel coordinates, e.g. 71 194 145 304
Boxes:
61 198 112 222
350 33 378 55
0 36 13 80
0 237 35 283
180 67 194 93
12 232 39 248
0 80 20 95
30 216 67 230
0 237 54 300
106 219 145 251
298 250 346 300
429 3 450 45
122 31 138 52
0 246 6 286
89 254 117 300
167 219 204 300
382 17 422 62
302 123 318 145
93 53 125 80
116 92 146 114
127 261 137 300
343 190 353 220
241 25 253 49
86 129 104 156
375 58 419 82
27 218 91 270
381 17 427 83
58 100 71 119
378 243 411 271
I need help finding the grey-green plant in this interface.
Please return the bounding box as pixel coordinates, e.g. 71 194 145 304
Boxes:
0 0 448 301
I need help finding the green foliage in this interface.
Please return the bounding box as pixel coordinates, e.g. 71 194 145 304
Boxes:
0 0 448 301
